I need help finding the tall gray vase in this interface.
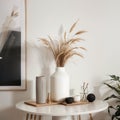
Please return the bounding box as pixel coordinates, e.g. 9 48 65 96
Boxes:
36 76 46 104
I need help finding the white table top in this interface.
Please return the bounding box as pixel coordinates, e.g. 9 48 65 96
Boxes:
16 100 108 116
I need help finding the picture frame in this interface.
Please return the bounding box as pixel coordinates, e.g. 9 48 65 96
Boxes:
0 0 27 90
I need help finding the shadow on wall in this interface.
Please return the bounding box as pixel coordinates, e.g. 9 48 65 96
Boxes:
12 81 34 120
0 107 25 120
93 85 101 99
27 40 56 94
92 111 110 120
0 40 55 120
0 81 34 120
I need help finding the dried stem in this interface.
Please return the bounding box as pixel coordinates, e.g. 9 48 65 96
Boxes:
40 20 86 67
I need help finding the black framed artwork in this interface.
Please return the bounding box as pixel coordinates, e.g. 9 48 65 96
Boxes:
0 0 27 90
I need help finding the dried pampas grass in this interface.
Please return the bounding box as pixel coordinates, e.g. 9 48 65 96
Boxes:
40 20 86 67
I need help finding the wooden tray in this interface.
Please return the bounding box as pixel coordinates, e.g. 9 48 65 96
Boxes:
24 101 59 107
60 101 89 106
24 101 89 107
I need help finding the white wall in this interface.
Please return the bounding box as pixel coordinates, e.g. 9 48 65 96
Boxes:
0 0 120 120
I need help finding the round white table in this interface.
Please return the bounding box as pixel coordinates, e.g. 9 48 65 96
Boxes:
16 100 108 120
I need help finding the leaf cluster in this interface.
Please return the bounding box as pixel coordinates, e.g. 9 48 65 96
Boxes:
104 75 120 120
40 20 86 67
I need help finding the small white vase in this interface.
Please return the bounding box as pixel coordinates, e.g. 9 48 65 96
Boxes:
74 95 81 102
51 67 70 102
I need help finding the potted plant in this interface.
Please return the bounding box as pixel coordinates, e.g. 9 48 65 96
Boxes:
40 20 86 101
104 75 120 120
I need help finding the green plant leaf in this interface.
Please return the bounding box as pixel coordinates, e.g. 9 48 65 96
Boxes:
108 105 120 120
109 75 120 82
112 115 115 120
104 94 120 100
104 75 120 120
108 106 116 114
104 83 120 95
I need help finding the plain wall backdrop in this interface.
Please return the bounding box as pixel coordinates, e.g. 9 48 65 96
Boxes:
0 0 120 120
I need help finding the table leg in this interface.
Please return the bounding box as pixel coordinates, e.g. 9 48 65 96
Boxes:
78 115 81 120
39 115 41 120
52 116 68 120
71 115 81 120
71 116 74 120
26 113 29 120
89 113 93 120
26 114 42 120
34 115 36 120
30 114 33 120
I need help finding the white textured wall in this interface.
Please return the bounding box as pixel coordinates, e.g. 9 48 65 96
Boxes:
0 0 120 120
